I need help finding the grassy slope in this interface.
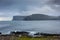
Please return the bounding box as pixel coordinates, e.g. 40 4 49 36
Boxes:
15 36 60 40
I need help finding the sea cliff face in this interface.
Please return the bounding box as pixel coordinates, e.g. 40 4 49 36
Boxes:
13 16 26 21
13 14 60 21
24 14 53 20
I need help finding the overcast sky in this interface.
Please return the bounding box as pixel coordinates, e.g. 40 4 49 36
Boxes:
0 0 60 20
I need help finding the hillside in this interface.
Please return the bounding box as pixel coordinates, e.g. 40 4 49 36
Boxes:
13 14 60 21
24 14 51 20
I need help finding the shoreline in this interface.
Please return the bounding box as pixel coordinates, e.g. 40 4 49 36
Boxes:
0 31 60 40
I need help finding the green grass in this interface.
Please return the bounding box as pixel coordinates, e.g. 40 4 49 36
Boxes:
17 37 47 40
15 36 60 40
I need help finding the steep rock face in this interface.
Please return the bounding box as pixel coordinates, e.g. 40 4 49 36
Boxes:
24 14 55 20
58 16 60 20
13 16 26 21
13 14 60 21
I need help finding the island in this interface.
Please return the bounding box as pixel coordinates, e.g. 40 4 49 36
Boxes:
13 16 26 21
13 14 60 21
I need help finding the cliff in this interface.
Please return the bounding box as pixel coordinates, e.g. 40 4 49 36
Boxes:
13 14 60 21
24 14 50 20
24 14 59 20
58 16 60 20
13 16 26 21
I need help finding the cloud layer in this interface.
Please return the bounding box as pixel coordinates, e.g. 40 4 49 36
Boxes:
0 0 60 17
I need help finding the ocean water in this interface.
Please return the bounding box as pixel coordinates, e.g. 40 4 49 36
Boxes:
0 20 60 34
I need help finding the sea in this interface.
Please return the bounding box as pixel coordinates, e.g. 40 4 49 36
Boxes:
0 20 60 34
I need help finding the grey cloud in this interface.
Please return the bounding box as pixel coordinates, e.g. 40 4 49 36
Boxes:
0 0 60 17
0 0 45 12
0 0 45 9
49 0 60 5
0 0 15 6
53 0 60 5
47 0 60 12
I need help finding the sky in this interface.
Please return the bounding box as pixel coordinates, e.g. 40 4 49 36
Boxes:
0 0 60 20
